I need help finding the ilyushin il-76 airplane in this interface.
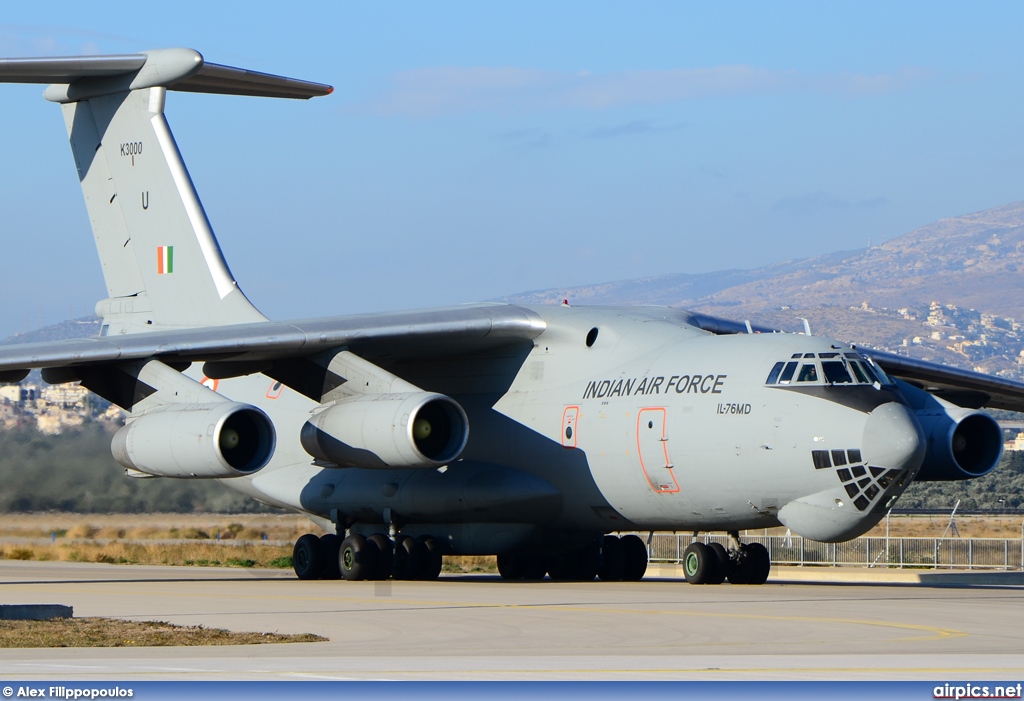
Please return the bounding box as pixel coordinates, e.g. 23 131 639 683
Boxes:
0 49 1020 585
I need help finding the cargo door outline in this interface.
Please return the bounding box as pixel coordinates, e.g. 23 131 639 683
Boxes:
637 407 679 493
561 405 579 448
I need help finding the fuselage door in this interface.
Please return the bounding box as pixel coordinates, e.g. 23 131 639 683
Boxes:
562 405 579 448
637 407 679 493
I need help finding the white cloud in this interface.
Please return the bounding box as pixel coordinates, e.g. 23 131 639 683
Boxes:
348 65 934 118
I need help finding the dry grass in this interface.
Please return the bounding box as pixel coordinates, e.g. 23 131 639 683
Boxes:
442 555 497 574
0 618 325 648
0 541 293 568
0 513 327 542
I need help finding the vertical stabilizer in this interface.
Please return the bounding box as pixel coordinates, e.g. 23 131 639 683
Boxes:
63 87 266 333
0 48 332 335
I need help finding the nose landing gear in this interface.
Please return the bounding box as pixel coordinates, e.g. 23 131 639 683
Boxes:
682 532 770 585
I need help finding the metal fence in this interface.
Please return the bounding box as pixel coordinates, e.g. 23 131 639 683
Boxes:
646 533 1024 571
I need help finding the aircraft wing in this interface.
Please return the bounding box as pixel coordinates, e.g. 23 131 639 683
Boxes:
859 348 1024 412
0 304 546 379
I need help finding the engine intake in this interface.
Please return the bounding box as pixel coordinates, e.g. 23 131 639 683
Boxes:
112 403 276 478
301 392 469 469
898 381 1003 481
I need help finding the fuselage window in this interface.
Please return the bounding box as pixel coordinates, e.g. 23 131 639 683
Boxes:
778 361 798 384
796 363 818 382
766 361 785 384
803 353 816 358
821 361 853 384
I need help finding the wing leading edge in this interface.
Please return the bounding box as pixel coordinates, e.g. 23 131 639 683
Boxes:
0 305 547 382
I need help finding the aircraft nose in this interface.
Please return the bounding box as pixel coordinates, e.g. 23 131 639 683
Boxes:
861 401 925 473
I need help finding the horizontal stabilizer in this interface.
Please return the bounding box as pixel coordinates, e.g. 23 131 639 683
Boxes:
0 48 332 100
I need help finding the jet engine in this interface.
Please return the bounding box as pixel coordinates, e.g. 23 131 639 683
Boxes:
300 392 469 469
898 381 1003 481
111 403 276 478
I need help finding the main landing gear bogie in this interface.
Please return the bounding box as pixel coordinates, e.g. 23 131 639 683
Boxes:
682 537 771 585
496 533 649 582
292 531 444 581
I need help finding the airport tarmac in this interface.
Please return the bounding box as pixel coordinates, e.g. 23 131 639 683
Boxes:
0 560 1023 681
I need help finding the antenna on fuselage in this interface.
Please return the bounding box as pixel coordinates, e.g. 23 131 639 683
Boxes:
798 318 812 336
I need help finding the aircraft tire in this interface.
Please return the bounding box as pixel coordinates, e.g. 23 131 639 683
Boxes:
522 553 548 580
339 534 371 581
292 533 324 580
546 551 576 581
745 542 771 585
367 534 395 580
620 534 648 581
395 535 427 580
683 543 718 584
707 542 729 585
416 535 443 580
497 552 526 580
577 540 599 581
319 534 342 580
598 535 625 581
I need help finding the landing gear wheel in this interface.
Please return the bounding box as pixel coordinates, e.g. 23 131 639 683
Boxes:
707 542 728 585
745 542 771 585
319 534 342 580
683 542 719 584
394 535 426 580
416 535 443 580
366 534 394 580
598 535 625 581
620 534 648 581
292 533 324 580
546 551 576 581
339 534 371 581
547 541 599 582
726 542 771 585
521 553 548 580
497 552 525 580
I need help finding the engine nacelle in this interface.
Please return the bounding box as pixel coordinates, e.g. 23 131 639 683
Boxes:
111 403 276 478
300 392 469 469
898 381 1003 481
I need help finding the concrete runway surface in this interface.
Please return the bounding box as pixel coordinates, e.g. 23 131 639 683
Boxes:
1 560 1022 681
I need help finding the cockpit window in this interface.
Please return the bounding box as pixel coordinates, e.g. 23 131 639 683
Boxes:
778 361 798 384
766 350 894 388
796 364 818 382
848 360 871 384
821 361 853 384
864 357 895 385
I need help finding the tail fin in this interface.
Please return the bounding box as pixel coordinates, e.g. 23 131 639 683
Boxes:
0 48 332 334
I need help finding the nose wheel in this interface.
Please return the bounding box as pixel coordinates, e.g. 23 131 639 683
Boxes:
682 533 770 585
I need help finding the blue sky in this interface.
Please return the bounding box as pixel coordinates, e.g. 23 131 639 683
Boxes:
0 3 1022 338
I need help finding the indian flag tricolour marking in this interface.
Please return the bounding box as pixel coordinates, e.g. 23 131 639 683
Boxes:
157 245 174 274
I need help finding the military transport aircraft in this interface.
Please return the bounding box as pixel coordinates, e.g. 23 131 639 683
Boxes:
0 49 1020 585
